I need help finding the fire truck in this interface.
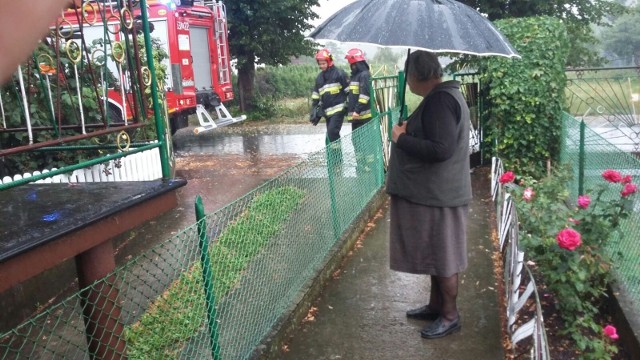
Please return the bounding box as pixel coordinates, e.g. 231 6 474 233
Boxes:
55 0 244 135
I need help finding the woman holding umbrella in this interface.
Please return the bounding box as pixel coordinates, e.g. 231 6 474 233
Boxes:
386 50 472 339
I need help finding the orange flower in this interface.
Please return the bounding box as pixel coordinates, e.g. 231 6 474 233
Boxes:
39 64 56 75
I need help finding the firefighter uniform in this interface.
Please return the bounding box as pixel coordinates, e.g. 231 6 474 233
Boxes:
345 48 373 175
311 51 349 144
345 61 372 129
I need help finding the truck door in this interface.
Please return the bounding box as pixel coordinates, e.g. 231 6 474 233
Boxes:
189 26 213 91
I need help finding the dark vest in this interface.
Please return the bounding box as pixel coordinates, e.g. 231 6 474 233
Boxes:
386 81 472 207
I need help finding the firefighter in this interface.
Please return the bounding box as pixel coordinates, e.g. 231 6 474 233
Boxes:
345 48 373 174
311 48 348 143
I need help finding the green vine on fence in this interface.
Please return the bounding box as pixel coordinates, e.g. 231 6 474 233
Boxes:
481 16 570 178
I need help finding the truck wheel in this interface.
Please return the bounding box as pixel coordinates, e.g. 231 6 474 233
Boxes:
169 113 188 135
107 105 124 126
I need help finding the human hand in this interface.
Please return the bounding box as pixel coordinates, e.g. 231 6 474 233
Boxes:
351 112 360 120
392 122 407 143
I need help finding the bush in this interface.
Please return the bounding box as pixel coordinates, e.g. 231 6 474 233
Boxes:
500 167 636 358
481 17 570 178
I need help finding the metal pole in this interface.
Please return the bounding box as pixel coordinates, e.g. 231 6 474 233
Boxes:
139 0 171 179
0 142 159 191
195 196 221 360
326 136 341 239
0 123 145 157
0 90 5 128
579 120 586 195
629 77 637 124
17 66 34 144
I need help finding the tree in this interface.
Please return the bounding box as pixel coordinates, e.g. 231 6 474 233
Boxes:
601 6 640 65
371 47 403 66
458 0 625 66
226 0 320 111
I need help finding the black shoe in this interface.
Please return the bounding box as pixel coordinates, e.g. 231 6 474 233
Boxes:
420 316 461 339
406 305 440 321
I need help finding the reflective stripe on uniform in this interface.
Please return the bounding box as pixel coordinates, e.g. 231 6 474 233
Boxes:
311 91 320 100
325 103 346 116
319 82 343 95
348 109 372 121
358 94 370 104
349 82 359 93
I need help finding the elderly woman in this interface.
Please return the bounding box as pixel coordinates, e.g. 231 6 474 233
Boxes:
386 50 472 339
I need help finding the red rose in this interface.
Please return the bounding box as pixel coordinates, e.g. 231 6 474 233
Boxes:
603 325 619 340
556 228 582 251
621 175 633 184
523 187 535 202
602 169 622 183
577 195 591 209
621 183 638 197
499 171 515 184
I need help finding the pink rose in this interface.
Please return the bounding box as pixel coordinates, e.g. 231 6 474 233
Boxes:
621 183 638 197
523 187 535 202
499 171 515 184
603 325 619 340
602 169 622 183
621 175 633 184
577 195 591 209
556 228 582 251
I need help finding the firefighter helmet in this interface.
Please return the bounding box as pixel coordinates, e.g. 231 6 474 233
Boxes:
345 48 366 64
315 48 334 67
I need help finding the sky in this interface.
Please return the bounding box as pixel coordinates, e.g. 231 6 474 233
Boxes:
308 0 392 59
310 0 357 27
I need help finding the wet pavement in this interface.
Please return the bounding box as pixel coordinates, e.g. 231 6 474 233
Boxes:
1 124 504 359
279 167 504 360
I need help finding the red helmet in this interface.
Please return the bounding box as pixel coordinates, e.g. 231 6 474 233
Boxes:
315 48 334 67
345 48 366 64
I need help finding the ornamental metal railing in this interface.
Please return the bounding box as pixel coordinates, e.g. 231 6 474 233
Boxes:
491 157 551 360
0 0 171 191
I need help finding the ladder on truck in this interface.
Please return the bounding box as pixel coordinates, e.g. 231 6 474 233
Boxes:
194 0 246 134
212 1 231 84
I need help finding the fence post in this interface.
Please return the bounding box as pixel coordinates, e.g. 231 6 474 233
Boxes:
325 136 341 239
397 70 408 120
139 0 171 179
195 196 221 360
579 120 586 195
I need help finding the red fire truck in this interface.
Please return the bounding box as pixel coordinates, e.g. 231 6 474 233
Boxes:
55 0 244 135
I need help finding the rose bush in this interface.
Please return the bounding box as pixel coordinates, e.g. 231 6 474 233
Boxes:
503 167 636 359
556 228 582 251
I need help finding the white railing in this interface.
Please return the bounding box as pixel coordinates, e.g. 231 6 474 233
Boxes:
491 157 550 359
1 147 162 185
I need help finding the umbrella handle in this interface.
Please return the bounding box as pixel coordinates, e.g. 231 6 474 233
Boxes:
398 48 410 125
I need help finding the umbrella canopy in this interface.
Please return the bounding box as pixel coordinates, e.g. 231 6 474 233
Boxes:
309 0 519 58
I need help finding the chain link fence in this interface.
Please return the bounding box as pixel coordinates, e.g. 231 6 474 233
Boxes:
560 111 640 312
0 111 391 359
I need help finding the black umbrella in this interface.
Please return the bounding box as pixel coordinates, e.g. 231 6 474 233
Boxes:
309 0 519 124
309 0 519 58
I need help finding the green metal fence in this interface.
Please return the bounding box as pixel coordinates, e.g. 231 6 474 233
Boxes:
0 113 390 359
560 111 640 309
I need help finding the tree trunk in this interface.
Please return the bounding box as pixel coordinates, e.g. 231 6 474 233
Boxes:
237 59 256 112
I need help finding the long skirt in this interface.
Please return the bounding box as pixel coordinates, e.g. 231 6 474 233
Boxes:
389 195 468 277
